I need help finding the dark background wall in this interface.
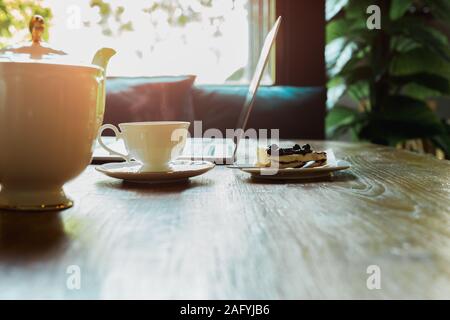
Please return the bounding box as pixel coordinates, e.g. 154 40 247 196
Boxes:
275 0 326 87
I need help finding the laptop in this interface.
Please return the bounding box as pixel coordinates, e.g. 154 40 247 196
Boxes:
93 16 282 165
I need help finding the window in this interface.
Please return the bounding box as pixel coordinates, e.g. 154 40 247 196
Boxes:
2 0 275 84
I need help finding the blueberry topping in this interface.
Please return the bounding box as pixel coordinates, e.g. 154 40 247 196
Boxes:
267 143 313 156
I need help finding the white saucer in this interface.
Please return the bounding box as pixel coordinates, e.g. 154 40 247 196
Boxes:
240 160 351 180
238 149 351 180
96 160 215 183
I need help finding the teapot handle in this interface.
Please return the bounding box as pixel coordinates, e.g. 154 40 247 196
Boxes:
98 125 132 162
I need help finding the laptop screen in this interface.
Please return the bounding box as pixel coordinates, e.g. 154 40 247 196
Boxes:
234 16 282 134
231 16 281 161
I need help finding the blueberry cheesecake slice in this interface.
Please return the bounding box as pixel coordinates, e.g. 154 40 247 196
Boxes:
257 144 327 168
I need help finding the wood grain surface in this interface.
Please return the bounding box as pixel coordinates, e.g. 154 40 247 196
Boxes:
0 141 449 299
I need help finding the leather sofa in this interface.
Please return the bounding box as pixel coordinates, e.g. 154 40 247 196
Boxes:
103 77 326 139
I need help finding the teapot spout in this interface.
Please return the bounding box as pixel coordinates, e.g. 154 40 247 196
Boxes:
92 48 116 72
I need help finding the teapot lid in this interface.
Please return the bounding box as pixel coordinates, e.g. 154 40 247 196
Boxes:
0 15 100 70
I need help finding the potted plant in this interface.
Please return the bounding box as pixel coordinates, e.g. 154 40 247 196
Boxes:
326 0 450 158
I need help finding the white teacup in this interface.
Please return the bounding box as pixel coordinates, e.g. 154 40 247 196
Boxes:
98 121 190 172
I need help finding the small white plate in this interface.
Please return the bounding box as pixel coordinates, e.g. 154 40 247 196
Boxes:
96 160 215 183
238 149 351 180
240 160 351 180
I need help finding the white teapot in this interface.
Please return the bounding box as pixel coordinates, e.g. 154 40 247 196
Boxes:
0 15 116 211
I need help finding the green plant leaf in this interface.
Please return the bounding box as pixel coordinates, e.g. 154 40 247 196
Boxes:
382 96 442 123
327 53 372 106
326 0 349 21
360 95 445 144
390 73 450 94
326 18 366 44
326 41 371 79
327 83 347 109
390 0 413 20
343 65 373 85
327 76 344 89
402 83 445 100
390 47 450 78
326 38 357 76
328 77 370 108
389 18 450 62
326 19 349 44
325 0 450 151
326 105 362 138
348 81 370 102
391 35 422 53
424 0 450 22
346 0 376 19
359 119 444 145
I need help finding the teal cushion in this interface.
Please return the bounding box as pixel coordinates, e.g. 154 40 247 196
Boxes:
192 85 325 139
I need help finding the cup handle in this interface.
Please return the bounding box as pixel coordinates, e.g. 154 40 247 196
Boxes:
97 124 132 162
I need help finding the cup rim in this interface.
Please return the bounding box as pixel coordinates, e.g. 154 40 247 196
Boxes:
119 121 190 127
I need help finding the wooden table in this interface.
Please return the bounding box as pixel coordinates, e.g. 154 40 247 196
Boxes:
0 141 449 299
